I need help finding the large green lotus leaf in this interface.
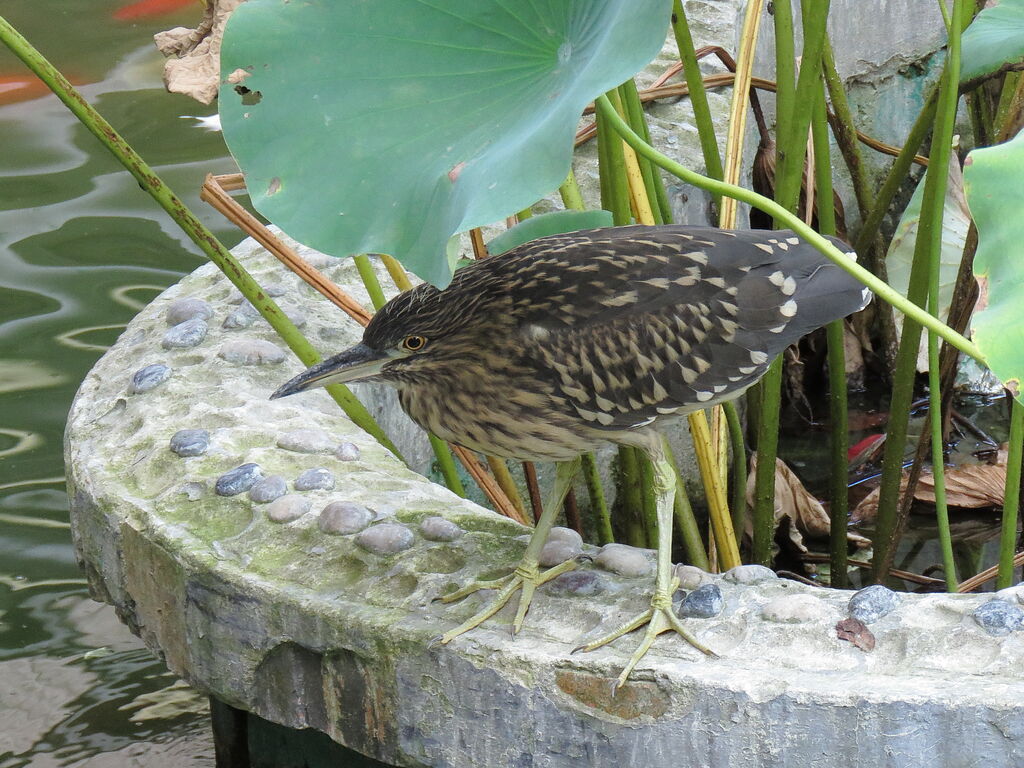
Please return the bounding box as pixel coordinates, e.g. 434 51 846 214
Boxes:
960 0 1024 84
885 150 970 371
219 0 670 287
963 128 1024 400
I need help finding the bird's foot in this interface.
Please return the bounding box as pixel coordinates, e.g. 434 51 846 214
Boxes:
572 577 717 690
437 557 580 643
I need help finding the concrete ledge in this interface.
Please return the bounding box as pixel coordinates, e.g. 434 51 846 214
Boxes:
67 236 1024 768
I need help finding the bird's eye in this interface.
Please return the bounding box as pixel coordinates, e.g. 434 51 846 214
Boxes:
402 335 427 352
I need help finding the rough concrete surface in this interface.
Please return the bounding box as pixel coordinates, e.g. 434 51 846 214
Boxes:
67 235 1024 768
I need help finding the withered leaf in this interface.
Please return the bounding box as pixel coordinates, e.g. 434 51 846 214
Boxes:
836 617 876 652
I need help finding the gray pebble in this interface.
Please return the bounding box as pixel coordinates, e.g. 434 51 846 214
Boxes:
724 564 778 585
161 317 208 349
674 564 711 590
267 494 311 523
972 600 1024 637
215 463 262 496
222 306 258 330
165 298 213 326
319 501 375 534
539 539 583 567
679 584 724 619
419 516 463 542
334 442 361 461
285 309 307 328
995 584 1024 605
129 364 171 394
277 429 335 454
546 570 606 597
249 475 287 503
217 339 286 365
547 527 583 547
169 429 210 457
355 523 415 555
295 467 335 491
849 584 900 624
761 594 828 624
594 543 653 578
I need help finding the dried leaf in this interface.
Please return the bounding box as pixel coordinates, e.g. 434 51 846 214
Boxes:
836 617 876 651
852 444 1010 523
746 456 870 552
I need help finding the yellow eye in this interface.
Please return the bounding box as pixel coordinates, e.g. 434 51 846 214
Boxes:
402 335 427 352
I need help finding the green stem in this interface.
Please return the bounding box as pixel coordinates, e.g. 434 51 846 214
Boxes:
559 169 585 212
617 446 647 547
774 0 831 216
670 0 724 207
772 0 796 165
873 0 964 580
811 76 850 588
751 358 782 565
354 255 387 309
999 399 1024 589
581 452 613 545
593 95 984 365
853 87 939 257
599 89 633 225
619 79 668 224
0 15 404 461
928 329 956 589
723 401 747 541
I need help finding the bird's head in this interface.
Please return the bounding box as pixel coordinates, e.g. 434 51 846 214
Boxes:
271 276 495 399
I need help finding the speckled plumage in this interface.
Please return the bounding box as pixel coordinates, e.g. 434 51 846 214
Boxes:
345 225 869 462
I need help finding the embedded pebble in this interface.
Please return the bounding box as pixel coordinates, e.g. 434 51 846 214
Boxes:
217 339 286 365
165 298 213 326
129 364 171 394
548 527 583 547
419 516 464 542
761 594 829 624
355 523 415 555
222 306 258 330
334 442 361 461
546 570 606 597
249 475 287 503
277 429 336 454
674 564 711 590
539 539 583 567
267 494 311 523
161 317 208 349
595 543 653 578
284 309 307 328
179 482 205 501
215 463 262 496
972 600 1024 637
169 429 210 457
724 564 778 585
849 584 901 624
295 467 335 491
678 584 724 619
319 501 375 534
995 584 1024 605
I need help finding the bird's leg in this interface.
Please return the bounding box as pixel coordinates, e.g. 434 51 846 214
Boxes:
574 447 716 689
439 457 581 643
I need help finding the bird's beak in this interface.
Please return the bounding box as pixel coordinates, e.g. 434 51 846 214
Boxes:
271 343 388 399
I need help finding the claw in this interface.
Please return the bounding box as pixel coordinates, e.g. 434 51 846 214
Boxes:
438 557 581 643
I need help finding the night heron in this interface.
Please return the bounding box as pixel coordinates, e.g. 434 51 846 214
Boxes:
272 225 870 685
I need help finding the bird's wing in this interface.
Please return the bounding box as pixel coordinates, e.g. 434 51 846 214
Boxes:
505 225 867 430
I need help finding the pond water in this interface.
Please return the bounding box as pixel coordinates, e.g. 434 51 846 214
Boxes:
0 2 383 765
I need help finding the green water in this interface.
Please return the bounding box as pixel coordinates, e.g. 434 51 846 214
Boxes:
0 4 380 765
